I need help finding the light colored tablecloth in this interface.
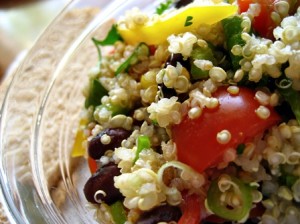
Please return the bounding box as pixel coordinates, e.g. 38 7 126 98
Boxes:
0 5 100 223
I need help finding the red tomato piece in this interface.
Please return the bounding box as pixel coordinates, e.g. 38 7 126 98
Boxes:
172 87 281 173
88 156 98 174
238 0 278 39
178 193 201 224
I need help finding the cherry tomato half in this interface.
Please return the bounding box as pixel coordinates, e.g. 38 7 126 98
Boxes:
238 0 278 39
172 87 281 173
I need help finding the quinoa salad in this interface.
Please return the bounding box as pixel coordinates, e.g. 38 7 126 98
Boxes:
73 0 300 223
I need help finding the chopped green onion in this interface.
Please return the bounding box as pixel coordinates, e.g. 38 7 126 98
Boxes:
115 43 149 76
110 200 127 224
133 135 151 164
207 175 252 222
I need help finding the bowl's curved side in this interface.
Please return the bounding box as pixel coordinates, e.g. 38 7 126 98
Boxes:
0 0 166 223
0 1 100 223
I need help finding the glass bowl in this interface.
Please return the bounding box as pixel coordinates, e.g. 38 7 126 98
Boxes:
0 0 166 223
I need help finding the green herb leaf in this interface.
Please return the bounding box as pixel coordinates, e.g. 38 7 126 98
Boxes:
93 24 123 46
92 25 123 62
156 0 173 15
85 78 108 109
184 16 193 27
133 135 151 164
115 42 149 75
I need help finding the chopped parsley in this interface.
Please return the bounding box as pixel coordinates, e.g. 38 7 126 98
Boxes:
93 24 123 46
156 0 173 15
84 79 108 109
92 24 123 61
184 15 193 27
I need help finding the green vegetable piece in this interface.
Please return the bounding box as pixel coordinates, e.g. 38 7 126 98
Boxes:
222 16 246 70
207 175 252 221
133 135 151 164
156 0 173 15
110 200 127 224
190 44 216 80
277 79 300 124
85 78 108 109
115 43 149 76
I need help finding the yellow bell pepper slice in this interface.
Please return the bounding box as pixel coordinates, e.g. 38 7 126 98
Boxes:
118 4 238 45
71 118 88 157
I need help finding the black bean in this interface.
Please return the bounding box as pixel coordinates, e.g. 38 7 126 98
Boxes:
88 128 131 160
275 101 295 123
160 84 189 102
136 204 182 224
83 163 123 204
164 53 190 70
160 84 177 99
175 0 193 8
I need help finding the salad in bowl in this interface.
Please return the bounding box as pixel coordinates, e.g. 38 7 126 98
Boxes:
72 0 300 223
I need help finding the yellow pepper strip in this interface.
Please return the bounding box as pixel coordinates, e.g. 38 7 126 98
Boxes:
71 118 88 157
117 4 238 45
